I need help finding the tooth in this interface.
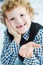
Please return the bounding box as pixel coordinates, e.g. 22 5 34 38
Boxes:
20 25 22 27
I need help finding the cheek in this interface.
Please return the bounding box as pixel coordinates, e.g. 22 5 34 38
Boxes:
23 15 31 23
22 16 31 28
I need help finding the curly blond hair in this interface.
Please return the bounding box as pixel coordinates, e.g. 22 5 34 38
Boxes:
1 0 34 25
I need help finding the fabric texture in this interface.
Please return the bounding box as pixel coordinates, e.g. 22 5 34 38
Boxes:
1 22 43 65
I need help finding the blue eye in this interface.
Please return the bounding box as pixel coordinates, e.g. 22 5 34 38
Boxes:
20 14 24 17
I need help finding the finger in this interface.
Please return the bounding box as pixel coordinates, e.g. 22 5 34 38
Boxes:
27 47 34 55
19 49 24 56
33 43 41 48
22 51 27 57
26 51 33 58
19 46 27 57
6 19 12 32
19 50 27 57
6 19 18 36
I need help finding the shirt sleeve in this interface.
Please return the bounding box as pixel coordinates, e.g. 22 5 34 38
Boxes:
23 28 43 65
1 30 18 65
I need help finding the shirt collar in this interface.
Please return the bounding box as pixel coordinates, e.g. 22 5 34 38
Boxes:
22 21 33 41
22 28 30 41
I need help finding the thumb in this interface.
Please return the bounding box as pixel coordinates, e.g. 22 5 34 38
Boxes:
33 43 41 48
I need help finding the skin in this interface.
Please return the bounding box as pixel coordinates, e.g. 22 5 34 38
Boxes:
5 6 40 58
5 6 31 35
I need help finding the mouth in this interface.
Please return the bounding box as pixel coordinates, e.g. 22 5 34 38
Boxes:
16 23 27 28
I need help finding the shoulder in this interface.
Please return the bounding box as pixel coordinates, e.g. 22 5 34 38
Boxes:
4 28 9 39
36 28 43 37
4 27 14 45
32 22 43 36
32 22 43 29
34 28 43 44
3 28 11 45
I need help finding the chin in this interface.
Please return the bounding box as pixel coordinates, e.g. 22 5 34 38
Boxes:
17 28 28 34
18 31 26 34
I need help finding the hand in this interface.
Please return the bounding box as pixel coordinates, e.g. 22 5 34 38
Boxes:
6 20 21 44
19 42 40 58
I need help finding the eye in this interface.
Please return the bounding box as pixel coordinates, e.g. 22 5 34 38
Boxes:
10 18 15 21
20 14 24 17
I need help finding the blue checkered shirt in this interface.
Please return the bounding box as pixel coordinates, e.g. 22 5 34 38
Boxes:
1 28 43 65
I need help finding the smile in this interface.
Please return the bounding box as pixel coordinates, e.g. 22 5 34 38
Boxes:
16 23 27 28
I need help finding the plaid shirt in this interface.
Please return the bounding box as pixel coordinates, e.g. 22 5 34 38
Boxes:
1 27 43 65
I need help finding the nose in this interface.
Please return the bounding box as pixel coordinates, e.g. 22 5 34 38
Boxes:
17 17 23 24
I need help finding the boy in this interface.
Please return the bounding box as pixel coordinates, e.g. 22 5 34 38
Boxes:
1 0 43 65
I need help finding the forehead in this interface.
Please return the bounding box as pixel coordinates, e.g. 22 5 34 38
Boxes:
5 6 27 18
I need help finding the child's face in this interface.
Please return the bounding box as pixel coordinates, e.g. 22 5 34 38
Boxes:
5 6 32 34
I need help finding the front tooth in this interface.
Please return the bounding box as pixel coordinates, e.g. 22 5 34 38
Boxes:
20 25 22 27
